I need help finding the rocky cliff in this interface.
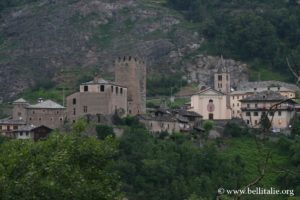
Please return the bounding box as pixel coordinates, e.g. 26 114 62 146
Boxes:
0 0 249 100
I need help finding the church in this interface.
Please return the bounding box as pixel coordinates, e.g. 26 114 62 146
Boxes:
189 58 232 120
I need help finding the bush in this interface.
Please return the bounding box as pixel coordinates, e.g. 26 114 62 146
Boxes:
224 122 243 137
96 125 114 140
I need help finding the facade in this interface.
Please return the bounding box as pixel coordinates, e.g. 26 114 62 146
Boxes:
190 88 232 120
138 115 180 134
67 77 128 122
0 119 26 138
13 125 52 141
115 56 146 115
240 91 296 130
230 87 296 118
12 99 65 129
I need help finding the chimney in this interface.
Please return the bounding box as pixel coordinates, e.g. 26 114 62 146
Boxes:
38 98 44 103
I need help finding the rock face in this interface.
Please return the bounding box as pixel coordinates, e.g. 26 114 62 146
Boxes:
183 55 249 89
0 0 249 100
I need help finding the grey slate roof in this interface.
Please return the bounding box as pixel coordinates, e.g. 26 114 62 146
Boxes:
231 86 294 95
237 81 299 92
0 119 26 125
27 100 65 109
13 98 28 103
138 114 177 122
240 91 289 102
16 124 36 131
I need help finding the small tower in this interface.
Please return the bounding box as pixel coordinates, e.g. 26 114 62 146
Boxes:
115 56 146 115
12 98 29 121
214 56 230 94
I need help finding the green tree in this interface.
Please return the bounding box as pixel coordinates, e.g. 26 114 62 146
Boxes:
0 134 122 200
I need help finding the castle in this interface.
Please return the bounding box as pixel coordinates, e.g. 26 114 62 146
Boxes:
66 56 146 121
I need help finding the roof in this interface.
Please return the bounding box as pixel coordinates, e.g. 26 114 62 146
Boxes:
237 81 299 92
138 114 177 122
81 77 126 87
174 109 203 118
0 119 26 125
27 100 65 109
240 91 292 102
16 124 36 131
216 55 228 73
231 86 295 95
13 98 28 104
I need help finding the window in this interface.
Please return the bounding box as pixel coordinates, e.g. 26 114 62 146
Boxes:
26 132 29 136
111 86 114 93
100 85 105 92
237 103 239 107
209 99 213 103
226 75 229 81
29 118 32 121
233 96 235 100
232 111 235 114
232 104 235 107
254 112 258 116
39 118 42 121
120 88 123 94
246 112 251 116
13 125 18 130
247 104 250 108
73 108 76 115
218 75 222 81
255 104 258 108
18 112 21 116
278 111 282 116
255 120 258 125
73 98 76 105
237 96 240 100
83 106 88 113
32 111 35 114
116 87 119 94
84 85 88 92
20 132 23 136
247 120 250 125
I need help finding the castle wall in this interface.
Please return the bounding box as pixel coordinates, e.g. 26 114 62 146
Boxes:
66 84 127 122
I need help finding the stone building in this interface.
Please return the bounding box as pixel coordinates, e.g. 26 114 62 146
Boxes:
13 125 52 141
138 115 181 134
230 87 296 118
12 99 65 129
240 91 296 130
115 56 146 115
0 119 26 138
66 77 128 122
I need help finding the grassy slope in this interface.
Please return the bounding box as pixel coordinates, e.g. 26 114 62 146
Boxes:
222 136 289 187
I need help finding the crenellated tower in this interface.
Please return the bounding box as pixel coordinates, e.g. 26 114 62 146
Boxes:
115 56 146 115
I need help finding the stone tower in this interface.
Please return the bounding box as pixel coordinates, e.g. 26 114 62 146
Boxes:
115 56 146 115
214 56 230 94
12 98 29 121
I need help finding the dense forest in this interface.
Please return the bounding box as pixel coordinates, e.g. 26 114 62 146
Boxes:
167 0 300 78
0 119 299 199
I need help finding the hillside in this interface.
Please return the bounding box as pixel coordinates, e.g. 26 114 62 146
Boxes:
0 0 250 101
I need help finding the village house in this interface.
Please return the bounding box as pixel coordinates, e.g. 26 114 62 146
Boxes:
138 108 202 134
240 91 296 131
13 125 53 141
0 119 26 138
12 98 65 129
231 87 296 118
13 99 65 129
138 114 181 134
66 77 128 122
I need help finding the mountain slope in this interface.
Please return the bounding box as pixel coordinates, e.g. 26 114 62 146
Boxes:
0 0 248 100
